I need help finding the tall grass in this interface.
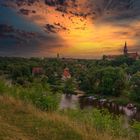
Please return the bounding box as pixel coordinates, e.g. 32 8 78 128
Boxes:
59 109 138 139
0 79 61 111
0 79 140 140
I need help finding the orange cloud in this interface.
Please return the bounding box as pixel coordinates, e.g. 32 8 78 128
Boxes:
9 0 140 58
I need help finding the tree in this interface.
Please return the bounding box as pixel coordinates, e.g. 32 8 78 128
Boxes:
130 72 140 102
112 56 135 66
63 78 76 94
91 67 127 96
129 60 140 74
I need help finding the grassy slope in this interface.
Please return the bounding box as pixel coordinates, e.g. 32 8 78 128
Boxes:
0 95 129 140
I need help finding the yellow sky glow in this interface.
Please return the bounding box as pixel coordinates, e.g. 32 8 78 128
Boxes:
15 1 139 58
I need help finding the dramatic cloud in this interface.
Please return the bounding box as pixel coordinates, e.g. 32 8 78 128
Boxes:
0 0 140 58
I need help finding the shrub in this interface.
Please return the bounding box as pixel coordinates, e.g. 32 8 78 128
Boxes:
131 121 140 139
0 80 8 94
16 84 61 111
0 80 61 111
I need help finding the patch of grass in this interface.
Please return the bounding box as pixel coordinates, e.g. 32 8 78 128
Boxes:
59 109 136 139
0 79 139 140
0 96 82 140
0 95 131 140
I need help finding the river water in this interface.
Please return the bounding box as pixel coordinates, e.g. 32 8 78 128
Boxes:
59 94 140 122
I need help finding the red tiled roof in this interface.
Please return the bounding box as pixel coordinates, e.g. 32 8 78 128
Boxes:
63 68 71 78
127 52 139 59
105 53 139 60
32 67 44 74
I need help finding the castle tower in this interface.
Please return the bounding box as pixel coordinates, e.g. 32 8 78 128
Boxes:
124 42 128 55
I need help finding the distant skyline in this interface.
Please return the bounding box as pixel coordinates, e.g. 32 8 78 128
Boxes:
0 0 140 58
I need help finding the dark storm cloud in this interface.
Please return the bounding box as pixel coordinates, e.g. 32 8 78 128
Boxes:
44 0 76 6
44 23 68 33
0 0 140 58
19 8 36 15
0 4 64 56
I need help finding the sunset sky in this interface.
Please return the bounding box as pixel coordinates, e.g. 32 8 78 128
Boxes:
0 0 140 58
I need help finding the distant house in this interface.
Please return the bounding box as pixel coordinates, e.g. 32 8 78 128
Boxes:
32 67 44 75
62 68 71 80
125 52 139 60
104 42 139 60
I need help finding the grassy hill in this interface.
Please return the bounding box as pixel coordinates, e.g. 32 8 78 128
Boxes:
0 95 132 140
0 77 140 140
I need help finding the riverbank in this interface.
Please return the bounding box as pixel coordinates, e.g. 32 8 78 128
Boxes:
0 79 140 140
0 95 138 140
59 94 140 122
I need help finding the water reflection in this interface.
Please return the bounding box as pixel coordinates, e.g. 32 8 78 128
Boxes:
59 94 140 122
59 94 78 110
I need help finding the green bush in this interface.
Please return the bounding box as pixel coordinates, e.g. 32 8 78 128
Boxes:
0 80 61 111
17 84 61 111
0 80 8 94
132 121 140 132
131 121 140 139
130 72 140 102
35 94 59 111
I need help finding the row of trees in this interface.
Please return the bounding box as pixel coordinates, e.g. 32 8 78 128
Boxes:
0 56 140 104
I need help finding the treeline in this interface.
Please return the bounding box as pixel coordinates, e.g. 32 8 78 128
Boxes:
0 56 140 104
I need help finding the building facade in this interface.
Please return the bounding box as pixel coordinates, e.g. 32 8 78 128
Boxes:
104 42 139 60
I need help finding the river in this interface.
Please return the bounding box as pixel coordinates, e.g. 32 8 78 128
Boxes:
59 94 140 122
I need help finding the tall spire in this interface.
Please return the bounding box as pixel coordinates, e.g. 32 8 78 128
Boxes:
124 41 128 55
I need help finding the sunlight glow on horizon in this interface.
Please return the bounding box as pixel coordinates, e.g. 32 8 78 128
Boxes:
11 1 140 58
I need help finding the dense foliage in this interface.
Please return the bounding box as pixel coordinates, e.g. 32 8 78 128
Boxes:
0 80 60 111
0 56 140 139
0 56 140 104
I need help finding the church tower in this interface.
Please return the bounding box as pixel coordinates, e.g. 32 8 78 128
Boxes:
124 42 128 55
